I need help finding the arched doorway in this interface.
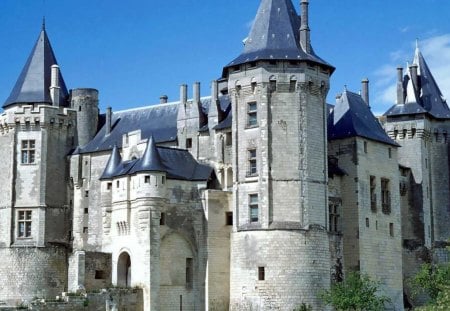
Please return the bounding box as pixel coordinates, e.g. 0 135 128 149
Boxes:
117 252 131 287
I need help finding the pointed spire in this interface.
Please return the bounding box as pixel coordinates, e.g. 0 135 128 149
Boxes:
3 26 69 108
100 145 122 180
224 0 333 74
130 136 166 174
42 17 46 31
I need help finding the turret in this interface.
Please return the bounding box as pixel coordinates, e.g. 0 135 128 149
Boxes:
71 88 99 147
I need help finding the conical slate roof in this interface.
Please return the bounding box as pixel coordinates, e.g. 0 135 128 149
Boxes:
384 45 450 119
129 136 166 174
3 25 69 108
100 145 122 180
329 90 398 146
224 0 333 72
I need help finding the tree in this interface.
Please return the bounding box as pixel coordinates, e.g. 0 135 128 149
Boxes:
320 272 390 311
410 263 450 301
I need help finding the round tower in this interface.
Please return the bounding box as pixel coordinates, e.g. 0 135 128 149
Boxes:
224 0 334 309
71 88 99 147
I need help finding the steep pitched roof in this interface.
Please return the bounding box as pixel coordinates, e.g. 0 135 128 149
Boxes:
328 90 398 146
224 0 333 73
129 136 166 174
3 26 69 108
385 45 450 119
100 145 122 179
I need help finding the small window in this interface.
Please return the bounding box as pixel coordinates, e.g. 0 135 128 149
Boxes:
258 267 265 281
83 227 88 234
85 191 89 198
21 140 36 164
226 212 233 226
251 82 257 94
289 80 297 92
162 176 166 184
18 211 32 238
328 204 339 233
363 141 368 153
366 218 370 228
116 180 120 188
160 212 166 226
186 138 193 149
381 178 391 214
249 194 259 222
388 148 392 159
84 208 89 214
95 270 106 280
389 223 394 237
107 182 112 190
269 79 277 92
247 102 258 127
248 149 257 177
370 176 376 212
225 132 232 146
78 106 82 112
186 258 193 289
145 175 150 183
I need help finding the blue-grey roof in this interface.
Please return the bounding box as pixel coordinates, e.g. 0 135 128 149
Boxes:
129 136 166 174
100 144 213 182
214 110 232 130
328 91 399 146
78 95 231 154
385 47 450 119
3 27 69 108
100 145 122 179
224 0 333 73
80 103 179 153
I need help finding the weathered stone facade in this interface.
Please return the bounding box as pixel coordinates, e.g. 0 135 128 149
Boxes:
1 0 449 310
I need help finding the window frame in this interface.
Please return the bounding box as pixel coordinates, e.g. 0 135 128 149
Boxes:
381 178 391 214
249 194 259 223
247 149 258 177
247 101 258 128
21 140 36 164
18 210 32 238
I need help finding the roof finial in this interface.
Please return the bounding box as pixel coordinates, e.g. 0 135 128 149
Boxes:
344 85 348 92
416 38 419 50
42 16 46 31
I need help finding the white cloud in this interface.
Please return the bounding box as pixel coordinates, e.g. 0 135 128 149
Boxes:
372 33 450 114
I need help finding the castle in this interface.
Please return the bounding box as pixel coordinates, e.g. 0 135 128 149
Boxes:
0 0 449 310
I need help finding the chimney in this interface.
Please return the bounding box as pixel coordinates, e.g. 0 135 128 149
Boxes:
106 106 112 136
180 84 187 106
300 0 311 53
212 80 225 122
397 66 405 105
50 64 61 106
160 95 168 104
194 82 207 128
361 78 369 106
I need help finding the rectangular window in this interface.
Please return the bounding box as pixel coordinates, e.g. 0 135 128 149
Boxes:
366 218 370 228
370 176 377 212
107 182 112 190
160 212 166 226
328 204 339 233
258 267 265 281
84 208 89 214
381 178 391 214
85 191 89 197
247 102 258 127
21 140 36 164
116 180 120 188
389 223 394 237
363 141 368 153
388 148 392 159
248 149 257 177
186 258 193 289
83 227 88 234
249 194 259 222
226 212 233 226
162 176 166 184
225 132 232 146
18 211 32 238
145 175 150 183
186 138 193 149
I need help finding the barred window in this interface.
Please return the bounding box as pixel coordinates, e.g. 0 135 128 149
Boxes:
249 194 259 222
328 204 339 233
18 211 32 238
21 140 35 164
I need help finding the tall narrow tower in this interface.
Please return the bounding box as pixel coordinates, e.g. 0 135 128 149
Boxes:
223 0 334 309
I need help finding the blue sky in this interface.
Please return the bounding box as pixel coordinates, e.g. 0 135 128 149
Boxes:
0 0 449 115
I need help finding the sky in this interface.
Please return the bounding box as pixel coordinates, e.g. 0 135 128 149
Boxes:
0 0 449 115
